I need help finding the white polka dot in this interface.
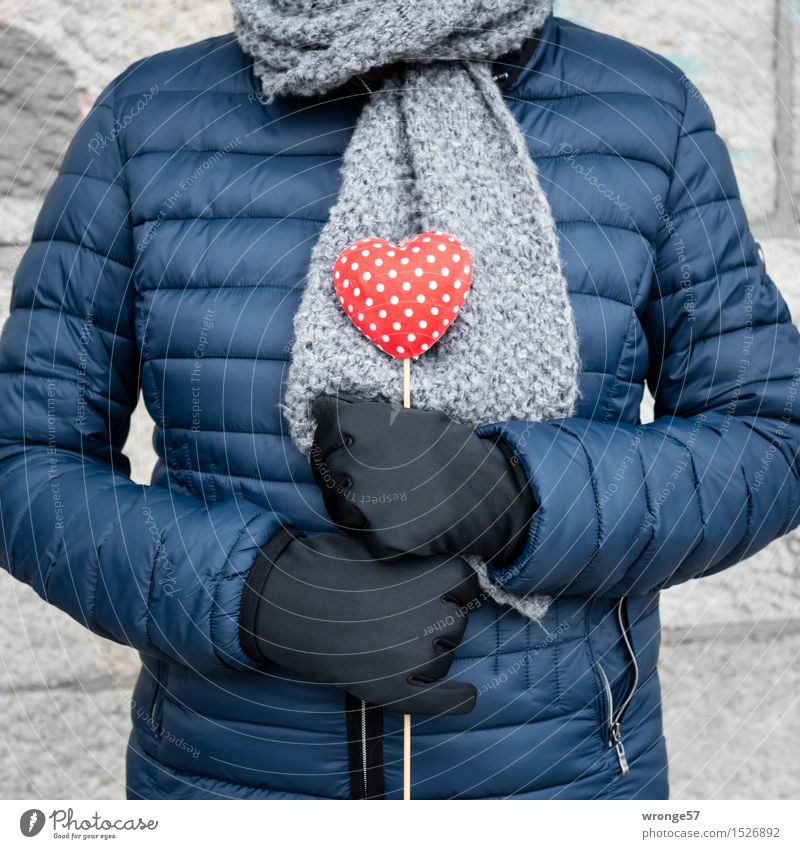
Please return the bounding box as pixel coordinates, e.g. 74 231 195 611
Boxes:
419 320 427 329
377 283 385 292
357 313 364 321
421 343 429 351
416 294 425 303
363 271 372 281
453 304 459 313
437 244 446 252
387 251 395 257
370 323 377 331
365 297 373 307
361 249 370 257
433 330 440 338
454 280 461 289
404 308 413 317
407 333 416 342
379 310 387 318
351 262 359 271
396 346 405 354
348 304 353 313
464 265 471 275
426 255 436 263
442 293 451 303
375 258 384 267
431 307 439 315
382 335 390 343
343 279 349 288
414 268 423 277
452 253 461 262
334 270 340 280
423 237 431 242
429 281 438 290
412 246 421 253
441 267 450 277
349 243 358 250
393 322 402 331
373 243 382 248
353 288 360 297
400 257 410 265
388 269 397 279
402 282 411 291
443 319 450 326
448 237 456 242
339 295 344 304
390 295 399 305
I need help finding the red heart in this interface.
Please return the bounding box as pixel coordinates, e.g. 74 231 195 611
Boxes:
333 230 472 360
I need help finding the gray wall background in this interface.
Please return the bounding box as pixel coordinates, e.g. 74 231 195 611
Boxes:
0 0 798 799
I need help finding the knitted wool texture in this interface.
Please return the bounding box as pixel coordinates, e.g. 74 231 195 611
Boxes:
232 0 580 619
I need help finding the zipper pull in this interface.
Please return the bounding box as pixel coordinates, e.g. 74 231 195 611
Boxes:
610 721 629 777
756 241 767 276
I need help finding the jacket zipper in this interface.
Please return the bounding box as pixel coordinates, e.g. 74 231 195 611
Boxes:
595 598 639 777
360 699 368 797
345 693 385 799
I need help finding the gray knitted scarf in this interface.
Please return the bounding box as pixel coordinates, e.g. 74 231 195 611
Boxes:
232 0 579 619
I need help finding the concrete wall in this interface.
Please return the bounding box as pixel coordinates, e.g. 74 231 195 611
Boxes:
0 0 798 799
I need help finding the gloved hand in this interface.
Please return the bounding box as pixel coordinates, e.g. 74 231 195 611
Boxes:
239 528 479 715
310 394 535 562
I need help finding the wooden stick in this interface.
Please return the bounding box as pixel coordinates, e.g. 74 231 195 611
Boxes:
403 712 411 800
402 356 411 800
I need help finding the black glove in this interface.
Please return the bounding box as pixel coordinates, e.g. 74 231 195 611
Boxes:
310 394 535 563
239 528 479 715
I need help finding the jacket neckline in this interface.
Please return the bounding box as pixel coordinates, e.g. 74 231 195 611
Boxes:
493 13 552 92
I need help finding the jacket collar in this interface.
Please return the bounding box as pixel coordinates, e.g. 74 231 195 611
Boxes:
493 13 551 91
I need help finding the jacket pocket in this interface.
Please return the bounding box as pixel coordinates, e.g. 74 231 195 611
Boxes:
593 597 639 777
147 660 167 740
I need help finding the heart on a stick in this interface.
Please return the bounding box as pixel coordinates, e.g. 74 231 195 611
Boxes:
333 230 472 359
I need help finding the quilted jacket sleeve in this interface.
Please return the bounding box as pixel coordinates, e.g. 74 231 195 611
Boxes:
0 80 285 671
481 83 800 598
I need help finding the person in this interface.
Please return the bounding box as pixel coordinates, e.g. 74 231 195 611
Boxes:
1 1 798 800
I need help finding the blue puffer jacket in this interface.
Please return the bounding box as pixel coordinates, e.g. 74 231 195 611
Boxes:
2 15 799 800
